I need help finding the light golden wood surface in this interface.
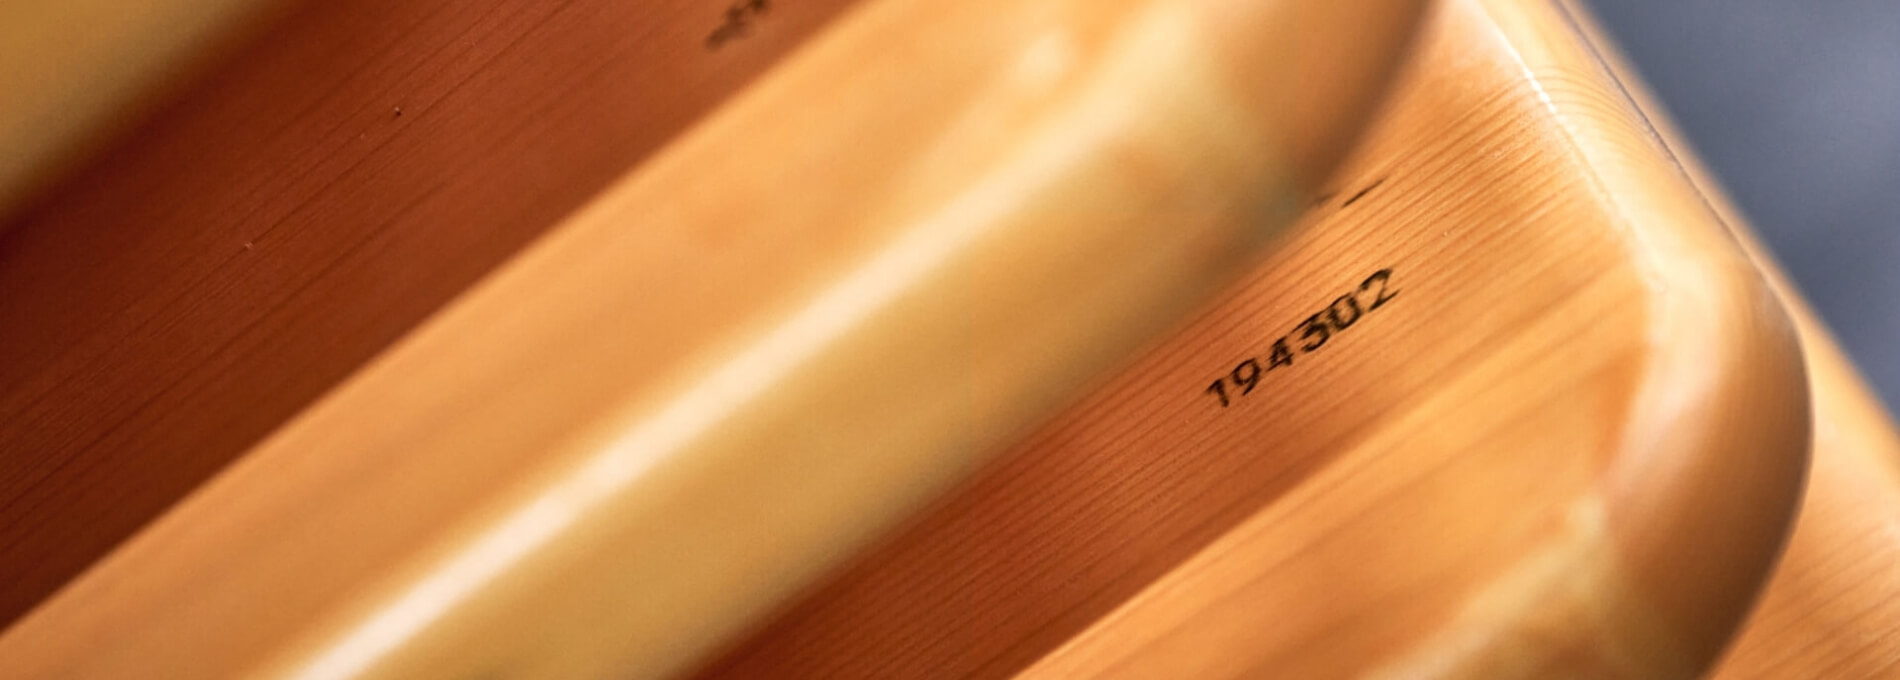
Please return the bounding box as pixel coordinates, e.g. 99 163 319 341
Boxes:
0 0 1425 677
1715 237 1900 680
1507 6 1900 678
701 1 1900 677
700 0 1815 677
1019 2 1811 674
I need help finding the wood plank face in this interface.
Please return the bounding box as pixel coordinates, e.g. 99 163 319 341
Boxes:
2 0 1890 676
698 48 1621 680
0 0 1428 676
697 0 1812 676
1511 5 1900 677
0 0 862 627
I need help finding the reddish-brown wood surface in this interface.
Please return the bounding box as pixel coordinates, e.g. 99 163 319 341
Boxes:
0 0 861 627
1 0 1432 673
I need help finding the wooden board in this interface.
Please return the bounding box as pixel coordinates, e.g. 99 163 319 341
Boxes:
0 0 862 627
1596 14 1900 679
701 1 1900 677
0 0 1425 677
4 0 1896 677
699 0 1818 676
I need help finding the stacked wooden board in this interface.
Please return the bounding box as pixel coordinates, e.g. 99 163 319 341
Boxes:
1 0 1894 677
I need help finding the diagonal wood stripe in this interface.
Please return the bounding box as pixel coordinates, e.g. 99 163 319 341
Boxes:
0 0 863 628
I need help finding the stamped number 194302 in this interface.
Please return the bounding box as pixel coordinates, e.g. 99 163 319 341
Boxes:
1204 268 1399 408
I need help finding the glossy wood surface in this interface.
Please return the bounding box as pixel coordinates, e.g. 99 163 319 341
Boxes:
0 0 1425 677
0 0 862 627
1715 243 1900 680
4 0 1896 677
699 0 1814 676
1533 8 1900 677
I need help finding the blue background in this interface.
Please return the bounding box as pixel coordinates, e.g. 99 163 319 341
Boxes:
1590 0 1900 409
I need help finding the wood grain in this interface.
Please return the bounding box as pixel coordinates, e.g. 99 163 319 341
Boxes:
0 0 1425 677
1714 268 1900 680
698 0 1813 676
0 0 860 628
8 0 1891 677
1516 6 1900 676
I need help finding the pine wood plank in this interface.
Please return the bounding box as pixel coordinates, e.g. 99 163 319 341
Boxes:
0 0 1424 676
701 1 1813 676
